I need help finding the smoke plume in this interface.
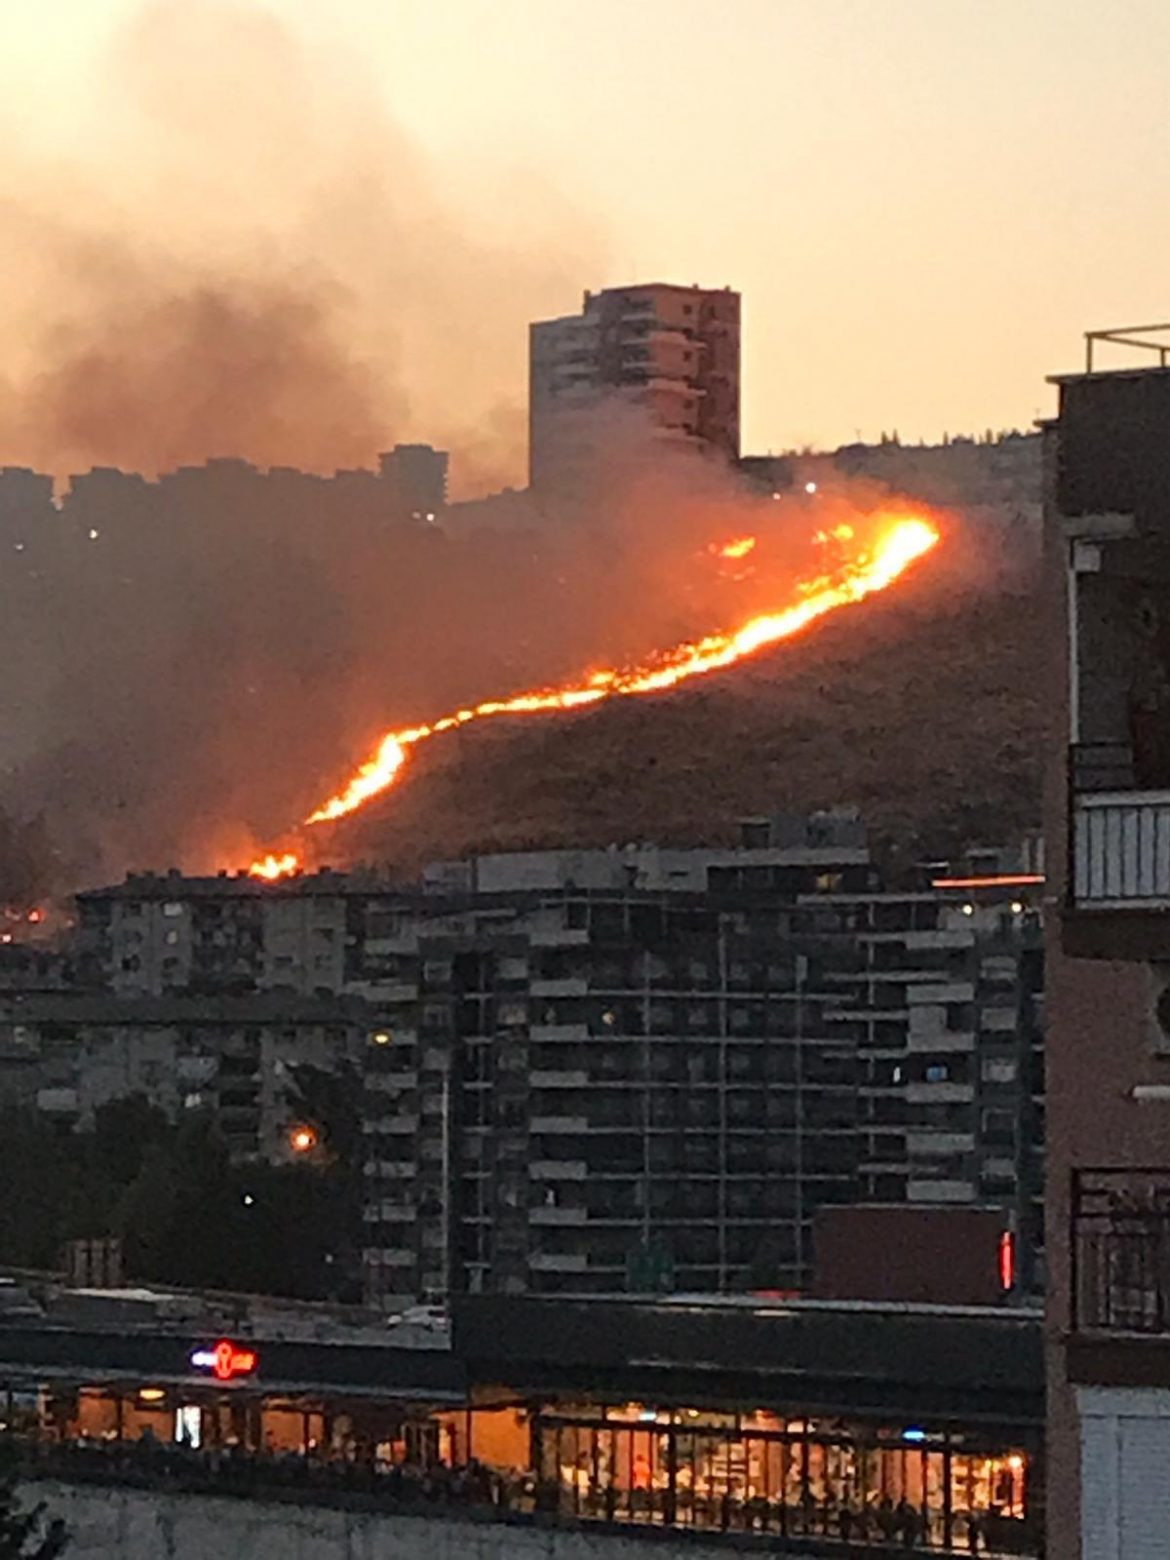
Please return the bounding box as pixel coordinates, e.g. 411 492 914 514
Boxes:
0 0 599 491
0 4 1037 901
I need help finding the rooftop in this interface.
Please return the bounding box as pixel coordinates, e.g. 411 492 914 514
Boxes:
0 992 381 1025
1049 322 1170 382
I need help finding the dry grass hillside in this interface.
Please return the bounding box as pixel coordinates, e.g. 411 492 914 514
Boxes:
323 547 1047 876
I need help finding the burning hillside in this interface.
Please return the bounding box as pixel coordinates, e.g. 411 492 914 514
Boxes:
244 511 939 877
324 531 1044 877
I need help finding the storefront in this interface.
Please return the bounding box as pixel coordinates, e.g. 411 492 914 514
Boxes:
22 1381 460 1468
533 1402 1033 1550
0 1290 1044 1557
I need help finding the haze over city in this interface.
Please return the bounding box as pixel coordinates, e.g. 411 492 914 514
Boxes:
3 0 1170 486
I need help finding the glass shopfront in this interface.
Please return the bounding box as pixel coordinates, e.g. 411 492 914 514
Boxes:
2 1378 1039 1556
534 1404 1035 1553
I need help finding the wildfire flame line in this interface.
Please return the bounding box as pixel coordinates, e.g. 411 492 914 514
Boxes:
248 515 938 877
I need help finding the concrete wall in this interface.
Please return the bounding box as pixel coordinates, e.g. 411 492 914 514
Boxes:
29 1480 738 1560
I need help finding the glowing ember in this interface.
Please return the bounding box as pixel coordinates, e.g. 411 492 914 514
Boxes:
715 536 757 560
247 515 939 878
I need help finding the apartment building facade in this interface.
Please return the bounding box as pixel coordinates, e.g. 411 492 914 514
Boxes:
529 282 741 493
826 877 1044 1291
0 991 368 1162
65 820 1045 1310
361 831 1045 1307
65 869 414 1160
364 866 865 1303
1045 333 1170 1560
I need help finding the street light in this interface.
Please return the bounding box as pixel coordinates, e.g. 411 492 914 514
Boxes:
288 1123 319 1155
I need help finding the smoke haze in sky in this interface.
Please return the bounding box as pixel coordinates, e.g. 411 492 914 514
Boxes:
0 0 600 495
0 1 1032 905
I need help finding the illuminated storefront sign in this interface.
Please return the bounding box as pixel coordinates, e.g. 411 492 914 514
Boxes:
190 1339 258 1381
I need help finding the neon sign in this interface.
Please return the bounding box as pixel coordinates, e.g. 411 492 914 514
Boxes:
998 1230 1016 1292
190 1339 258 1381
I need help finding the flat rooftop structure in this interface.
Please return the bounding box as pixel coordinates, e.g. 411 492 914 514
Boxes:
0 1277 1042 1427
0 1274 459 1402
74 867 404 902
452 1293 1044 1428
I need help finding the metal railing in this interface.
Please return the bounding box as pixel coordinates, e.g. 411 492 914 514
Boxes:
1071 782 1170 905
10 1436 1040 1558
1085 324 1170 373
1072 1168 1170 1334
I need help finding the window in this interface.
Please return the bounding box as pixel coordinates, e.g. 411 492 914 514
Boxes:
981 1108 1016 1147
982 1057 1017 1084
162 901 183 918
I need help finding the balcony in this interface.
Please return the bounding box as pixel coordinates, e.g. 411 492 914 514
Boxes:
529 1205 587 1226
1071 1170 1170 1371
1074 787 1170 907
1066 743 1170 956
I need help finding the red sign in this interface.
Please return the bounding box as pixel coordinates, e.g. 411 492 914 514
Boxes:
190 1340 258 1381
998 1231 1016 1292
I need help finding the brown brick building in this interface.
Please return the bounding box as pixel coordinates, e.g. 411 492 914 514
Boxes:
1045 328 1170 1559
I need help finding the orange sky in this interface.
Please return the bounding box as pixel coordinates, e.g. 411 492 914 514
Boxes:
4 0 1170 464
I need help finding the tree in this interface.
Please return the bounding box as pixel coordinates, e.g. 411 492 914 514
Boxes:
0 1109 80 1270
118 1113 241 1289
90 1095 171 1189
0 1444 68 1558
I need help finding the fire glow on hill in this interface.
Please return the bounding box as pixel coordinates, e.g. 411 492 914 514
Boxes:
247 513 940 880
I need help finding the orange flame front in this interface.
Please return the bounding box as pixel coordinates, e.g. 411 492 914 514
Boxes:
248 514 938 878
249 852 300 881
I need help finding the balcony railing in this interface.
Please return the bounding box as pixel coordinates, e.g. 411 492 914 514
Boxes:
1072 1168 1170 1333
1072 789 1170 906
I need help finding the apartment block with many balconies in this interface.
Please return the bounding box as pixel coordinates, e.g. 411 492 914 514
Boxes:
528 282 740 496
361 826 1045 1310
